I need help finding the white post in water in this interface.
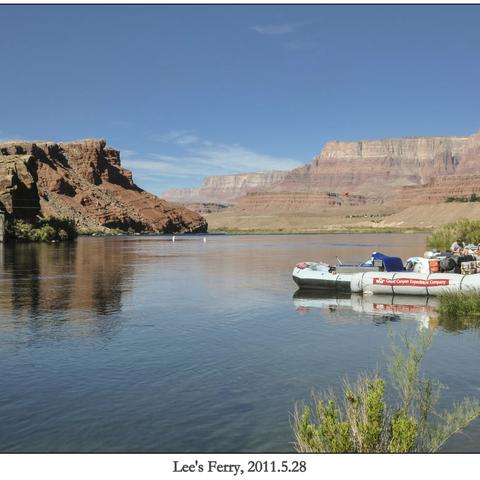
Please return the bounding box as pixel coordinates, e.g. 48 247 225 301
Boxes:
172 235 176 243
0 212 4 243
203 237 206 243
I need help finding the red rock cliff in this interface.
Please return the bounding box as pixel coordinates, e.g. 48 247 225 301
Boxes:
0 139 207 233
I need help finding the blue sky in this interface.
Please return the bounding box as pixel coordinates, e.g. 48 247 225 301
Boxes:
1 5 480 195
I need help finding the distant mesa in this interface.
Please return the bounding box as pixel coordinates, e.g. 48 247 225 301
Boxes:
0 139 207 233
164 131 480 216
162 170 290 204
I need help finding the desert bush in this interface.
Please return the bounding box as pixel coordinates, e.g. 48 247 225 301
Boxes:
11 216 77 242
11 220 36 241
426 219 480 251
37 225 56 242
438 291 480 320
293 330 480 453
58 229 69 241
37 217 77 239
445 193 480 203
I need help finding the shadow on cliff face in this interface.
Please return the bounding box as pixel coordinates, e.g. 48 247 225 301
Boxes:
0 239 133 339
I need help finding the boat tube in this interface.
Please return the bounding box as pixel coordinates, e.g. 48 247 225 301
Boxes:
351 271 480 296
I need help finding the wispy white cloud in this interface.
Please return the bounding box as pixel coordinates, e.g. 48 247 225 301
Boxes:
122 133 301 182
251 20 320 53
119 149 137 159
251 23 295 35
151 130 200 145
123 159 197 178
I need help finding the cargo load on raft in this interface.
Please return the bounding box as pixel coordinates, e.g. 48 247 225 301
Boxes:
292 251 480 296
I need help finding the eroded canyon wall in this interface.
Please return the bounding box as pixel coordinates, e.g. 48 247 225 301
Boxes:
174 132 480 212
0 139 207 233
162 170 289 204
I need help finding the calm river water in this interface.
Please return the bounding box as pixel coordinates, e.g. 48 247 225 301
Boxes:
0 233 479 452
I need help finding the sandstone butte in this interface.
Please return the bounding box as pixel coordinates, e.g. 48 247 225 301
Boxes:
0 139 207 234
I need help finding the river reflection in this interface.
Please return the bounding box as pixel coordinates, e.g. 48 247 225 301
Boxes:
293 290 438 329
0 239 133 339
293 290 480 333
0 233 479 452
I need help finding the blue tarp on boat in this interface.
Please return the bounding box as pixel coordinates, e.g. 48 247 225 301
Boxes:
370 252 405 272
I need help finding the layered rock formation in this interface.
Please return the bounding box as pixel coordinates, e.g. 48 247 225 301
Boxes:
232 191 371 212
392 174 480 206
180 132 480 216
0 139 207 233
271 135 474 197
162 170 289 204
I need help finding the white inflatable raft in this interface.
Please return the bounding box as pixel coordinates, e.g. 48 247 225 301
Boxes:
293 253 480 296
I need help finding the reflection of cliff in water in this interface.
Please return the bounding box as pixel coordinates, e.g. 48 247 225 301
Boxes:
0 239 133 337
293 290 480 332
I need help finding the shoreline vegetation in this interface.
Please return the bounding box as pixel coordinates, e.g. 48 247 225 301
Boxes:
9 217 77 243
293 330 480 453
4 216 210 242
438 291 480 321
427 218 480 251
6 215 479 239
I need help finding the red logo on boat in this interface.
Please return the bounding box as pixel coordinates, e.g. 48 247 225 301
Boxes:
296 262 309 269
372 277 450 287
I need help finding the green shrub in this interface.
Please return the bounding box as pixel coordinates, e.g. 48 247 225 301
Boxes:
12 220 35 241
10 216 77 242
444 193 480 203
58 229 69 241
37 225 56 242
389 412 417 453
438 291 480 319
37 216 77 239
293 331 480 453
426 219 480 251
78 228 124 236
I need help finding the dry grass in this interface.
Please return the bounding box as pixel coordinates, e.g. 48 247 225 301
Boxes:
205 203 480 234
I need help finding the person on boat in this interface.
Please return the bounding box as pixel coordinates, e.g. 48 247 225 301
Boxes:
450 238 465 253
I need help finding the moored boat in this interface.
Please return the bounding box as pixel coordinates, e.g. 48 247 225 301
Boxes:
292 252 480 296
292 252 404 291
